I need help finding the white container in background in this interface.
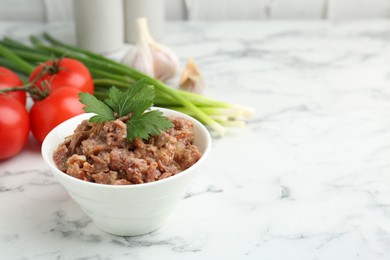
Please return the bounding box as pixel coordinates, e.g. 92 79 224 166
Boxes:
124 0 165 43
73 0 124 53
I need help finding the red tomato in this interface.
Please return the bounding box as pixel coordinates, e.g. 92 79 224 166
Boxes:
0 95 30 160
30 87 85 143
28 58 94 98
0 67 26 105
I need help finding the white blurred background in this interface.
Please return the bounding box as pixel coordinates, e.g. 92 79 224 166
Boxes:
0 0 390 22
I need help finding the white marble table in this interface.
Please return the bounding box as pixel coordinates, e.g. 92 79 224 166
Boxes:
1 20 390 259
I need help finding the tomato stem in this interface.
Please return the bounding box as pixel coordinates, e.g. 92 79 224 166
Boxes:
0 82 48 100
0 66 52 101
0 84 31 93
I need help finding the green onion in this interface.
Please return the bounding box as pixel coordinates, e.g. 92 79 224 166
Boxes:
0 43 34 74
0 34 254 135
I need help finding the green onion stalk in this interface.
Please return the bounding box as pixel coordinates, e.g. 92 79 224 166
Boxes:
0 33 254 135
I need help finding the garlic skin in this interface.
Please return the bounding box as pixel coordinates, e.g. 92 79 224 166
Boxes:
179 58 206 94
122 17 179 82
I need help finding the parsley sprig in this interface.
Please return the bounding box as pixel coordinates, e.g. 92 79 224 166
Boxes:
79 79 173 141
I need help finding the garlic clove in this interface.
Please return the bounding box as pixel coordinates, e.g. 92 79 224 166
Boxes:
121 45 137 65
131 36 155 77
179 58 206 94
137 17 180 82
122 17 180 82
121 21 155 77
151 46 180 81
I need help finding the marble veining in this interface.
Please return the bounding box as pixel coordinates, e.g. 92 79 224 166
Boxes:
1 20 390 259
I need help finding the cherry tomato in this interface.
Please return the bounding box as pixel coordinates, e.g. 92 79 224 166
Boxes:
0 67 26 105
28 58 94 98
0 95 30 160
30 87 85 143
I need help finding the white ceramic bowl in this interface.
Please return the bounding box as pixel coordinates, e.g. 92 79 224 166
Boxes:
41 108 212 236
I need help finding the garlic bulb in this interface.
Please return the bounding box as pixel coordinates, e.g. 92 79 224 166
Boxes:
151 44 179 82
179 58 206 94
122 31 155 77
122 17 180 82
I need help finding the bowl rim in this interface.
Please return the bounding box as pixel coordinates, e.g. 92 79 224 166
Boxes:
41 107 212 190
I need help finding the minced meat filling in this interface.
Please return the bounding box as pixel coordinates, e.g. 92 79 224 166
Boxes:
53 116 202 185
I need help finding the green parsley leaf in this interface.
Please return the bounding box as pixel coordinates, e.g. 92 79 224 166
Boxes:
128 85 155 117
126 110 174 141
104 79 153 117
79 92 114 122
103 86 122 112
79 79 173 142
